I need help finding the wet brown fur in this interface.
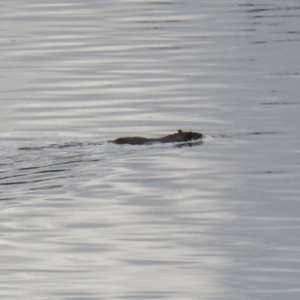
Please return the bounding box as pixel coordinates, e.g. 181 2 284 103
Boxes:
112 130 203 145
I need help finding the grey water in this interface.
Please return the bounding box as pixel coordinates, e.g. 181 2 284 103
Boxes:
1 0 300 299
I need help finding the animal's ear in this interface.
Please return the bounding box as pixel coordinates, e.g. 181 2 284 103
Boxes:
178 129 182 133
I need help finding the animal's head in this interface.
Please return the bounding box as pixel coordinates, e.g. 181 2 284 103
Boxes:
177 130 203 141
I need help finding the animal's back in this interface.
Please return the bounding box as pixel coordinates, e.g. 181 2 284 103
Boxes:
112 130 203 145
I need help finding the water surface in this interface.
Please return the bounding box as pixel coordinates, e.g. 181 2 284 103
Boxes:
1 1 300 299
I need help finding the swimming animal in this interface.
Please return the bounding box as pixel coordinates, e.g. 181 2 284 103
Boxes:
18 130 203 150
112 130 203 145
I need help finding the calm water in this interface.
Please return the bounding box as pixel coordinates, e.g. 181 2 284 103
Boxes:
1 0 300 299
